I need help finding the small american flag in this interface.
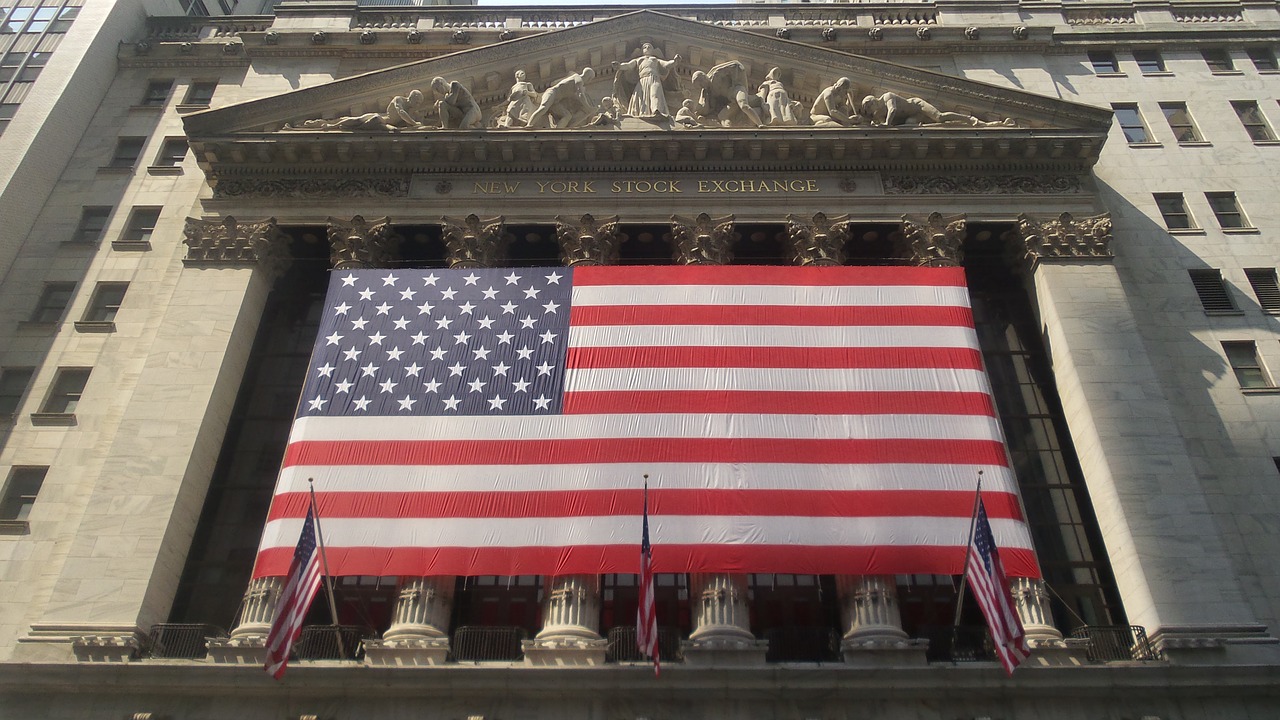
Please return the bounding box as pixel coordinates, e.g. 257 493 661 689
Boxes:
966 498 1031 675
637 480 659 676
263 507 323 680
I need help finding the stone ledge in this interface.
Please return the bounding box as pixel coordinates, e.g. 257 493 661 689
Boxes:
522 637 608 667
840 637 930 667
681 636 769 666
72 634 145 663
29 412 77 427
363 637 450 667
206 635 269 665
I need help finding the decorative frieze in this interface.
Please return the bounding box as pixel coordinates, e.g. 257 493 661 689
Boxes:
670 213 736 265
787 212 851 266
182 216 289 273
884 174 1082 195
212 177 410 199
898 212 965 267
555 213 621 266
441 214 507 268
328 215 402 269
1013 211 1113 268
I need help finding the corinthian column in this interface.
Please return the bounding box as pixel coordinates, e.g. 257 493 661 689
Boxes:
786 212 851 266
671 213 735 265
682 573 766 664
1011 577 1065 644
523 575 608 666
327 215 401 269
897 212 966 267
182 216 290 276
555 214 621 266
441 214 506 268
363 577 456 666
836 575 928 666
207 577 282 664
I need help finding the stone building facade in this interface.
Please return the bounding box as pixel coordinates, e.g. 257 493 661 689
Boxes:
1 1 1280 718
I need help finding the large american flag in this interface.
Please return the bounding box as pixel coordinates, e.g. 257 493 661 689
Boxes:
966 498 1032 674
252 265 1038 579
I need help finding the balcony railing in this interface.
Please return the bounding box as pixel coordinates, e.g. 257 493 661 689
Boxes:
451 625 527 662
605 625 683 663
294 625 365 661
764 626 841 663
146 623 226 659
921 625 994 663
1069 625 1162 662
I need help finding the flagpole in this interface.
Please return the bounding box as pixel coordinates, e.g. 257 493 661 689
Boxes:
952 470 984 629
308 477 347 659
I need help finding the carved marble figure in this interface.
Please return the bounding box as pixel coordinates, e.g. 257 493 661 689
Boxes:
810 77 860 128
860 91 1014 127
431 77 483 130
674 99 702 127
691 60 765 128
525 67 597 129
499 70 539 128
288 90 428 131
612 41 681 119
586 96 620 128
758 67 800 126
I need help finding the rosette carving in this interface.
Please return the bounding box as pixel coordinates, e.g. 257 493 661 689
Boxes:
555 214 621 266
328 215 402 269
441 214 506 268
671 213 736 265
898 212 966 267
786 212 852 266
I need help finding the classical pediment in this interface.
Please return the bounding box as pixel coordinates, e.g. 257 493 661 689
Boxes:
183 10 1112 185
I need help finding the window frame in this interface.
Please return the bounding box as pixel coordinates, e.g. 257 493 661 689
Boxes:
37 367 91 416
183 81 217 106
141 79 174 107
80 281 128 324
1088 50 1121 75
107 136 146 169
1133 49 1167 74
1154 193 1197 230
1244 268 1280 314
71 206 112 245
1112 103 1153 144
1247 47 1278 72
1205 191 1252 230
1222 341 1273 389
152 137 188 168
1232 100 1276 142
1160 102 1205 144
1188 269 1239 314
29 281 75 324
117 207 162 248
1202 48 1237 73
0 366 35 417
0 466 47 525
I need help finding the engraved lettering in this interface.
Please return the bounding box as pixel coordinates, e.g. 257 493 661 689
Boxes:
537 181 550 193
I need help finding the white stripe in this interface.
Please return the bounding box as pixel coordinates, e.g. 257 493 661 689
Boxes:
567 324 979 349
564 367 992 393
275 462 1017 495
286 412 1002 444
258 515 1035 553
572 284 973 308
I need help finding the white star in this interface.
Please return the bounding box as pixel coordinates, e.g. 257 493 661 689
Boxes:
545 271 563 284
482 286 499 300
341 274 357 287
516 346 534 360
423 273 439 286
523 287 541 299
410 331 429 346
504 272 521 285
440 288 457 300
468 378 487 393
492 362 510 377
386 347 404 361
333 302 352 316
477 316 496 330
462 273 480 286
473 346 491 360
448 363 465 377
488 395 508 410
442 395 460 411
397 396 416 411
533 395 552 410
393 317 410 330
417 301 435 315
343 348 362 362
536 362 554 376
520 316 536 329
382 274 398 286
458 301 476 315
351 317 369 330
404 362 422 377
435 316 453 330
500 301 518 314
307 396 327 411
454 331 471 345
353 396 371 411
358 288 375 301
540 330 557 344
512 379 531 393
430 347 448 361
361 362 380 377
334 379 353 393
316 363 335 378
423 379 442 393
368 331 386 345
400 288 417 301
375 302 393 315
496 330 514 344
379 379 397 393
542 300 560 314
325 332 343 345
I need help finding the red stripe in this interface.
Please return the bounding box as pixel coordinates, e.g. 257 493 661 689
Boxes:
563 390 996 416
252 543 1041 579
282 438 1010 468
566 346 985 370
571 265 968 287
569 304 975 327
265 489 1027 522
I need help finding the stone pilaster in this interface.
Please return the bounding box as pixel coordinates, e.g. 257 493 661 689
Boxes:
327 215 401 269
786 212 851 266
682 573 767 665
555 213 621 266
182 216 290 277
836 575 928 666
897 212 966 267
670 213 736 265
440 214 506 268
523 574 608 666
364 577 455 666
206 577 281 664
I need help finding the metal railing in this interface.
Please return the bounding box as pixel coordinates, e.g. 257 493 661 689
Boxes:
605 625 683 663
922 625 994 663
146 623 226 659
1069 625 1162 662
763 626 841 663
293 625 365 661
451 626 527 662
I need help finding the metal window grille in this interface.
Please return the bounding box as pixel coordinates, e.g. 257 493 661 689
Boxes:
147 623 226 659
451 626 526 662
1188 269 1237 313
921 625 994 663
1245 269 1280 313
293 625 365 660
763 626 841 663
605 625 683 663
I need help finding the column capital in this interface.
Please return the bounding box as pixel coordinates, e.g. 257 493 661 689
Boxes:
328 215 402 269
182 216 289 276
898 212 966 267
555 213 621 266
441 214 506 268
1012 212 1113 270
786 212 851 266
671 213 736 265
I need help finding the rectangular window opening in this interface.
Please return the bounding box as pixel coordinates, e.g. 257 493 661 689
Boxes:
1154 193 1195 230
121 207 161 245
142 79 173 107
1244 268 1280 314
0 467 47 522
1088 51 1120 74
40 367 91 415
1160 102 1204 143
72 206 111 244
1203 49 1236 73
1112 104 1151 144
153 137 188 167
1134 50 1166 74
1232 101 1276 142
1188 269 1237 313
108 136 145 169
83 282 128 323
184 81 217 106
1223 341 1272 389
1247 47 1278 72
0 366 35 416
1206 191 1250 229
30 281 75 323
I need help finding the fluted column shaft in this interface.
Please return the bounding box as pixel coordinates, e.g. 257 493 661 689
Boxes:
838 575 908 642
230 577 283 638
1011 577 1064 642
688 573 755 642
384 577 456 640
536 574 603 641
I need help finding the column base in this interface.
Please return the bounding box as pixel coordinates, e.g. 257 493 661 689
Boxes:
205 635 268 665
71 633 145 663
522 637 608 666
680 635 769 666
840 637 930 667
364 636 450 666
1023 638 1088 667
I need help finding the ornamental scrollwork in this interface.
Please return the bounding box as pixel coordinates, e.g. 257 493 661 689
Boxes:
1014 211 1113 267
671 213 736 265
328 215 402 269
441 214 507 268
897 212 966 267
182 215 289 274
787 212 852 267
556 213 621 266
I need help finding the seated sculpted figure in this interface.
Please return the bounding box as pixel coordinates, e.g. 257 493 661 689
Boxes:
430 76 483 130
810 77 861 128
525 67 597 129
860 91 1014 127
500 70 539 128
290 90 428 131
691 60 765 128
758 67 800 126
612 41 681 119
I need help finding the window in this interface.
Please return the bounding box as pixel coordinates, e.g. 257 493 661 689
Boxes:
120 207 161 245
1203 49 1236 73
1112 104 1152 143
108 136 145 169
39 367 90 415
1223 341 1271 388
1232 101 1276 142
142 80 173 107
72 206 111 244
1154 193 1195 230
1188 269 1237 313
82 282 127 323
183 81 217 106
0 52 19 82
0 367 34 416
1160 102 1204 143
153 137 188 167
15 50 47 81
29 282 74 323
1206 192 1250 229
1134 49 1166 74
1245 269 1280 314
49 5 77 33
1088 51 1120 74
25 6 55 33
1247 47 1278 72
181 0 211 17
0 103 18 135
0 467 46 522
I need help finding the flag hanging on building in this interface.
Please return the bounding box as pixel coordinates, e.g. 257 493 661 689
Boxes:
966 498 1032 675
251 265 1039 579
637 481 660 676
263 507 323 680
